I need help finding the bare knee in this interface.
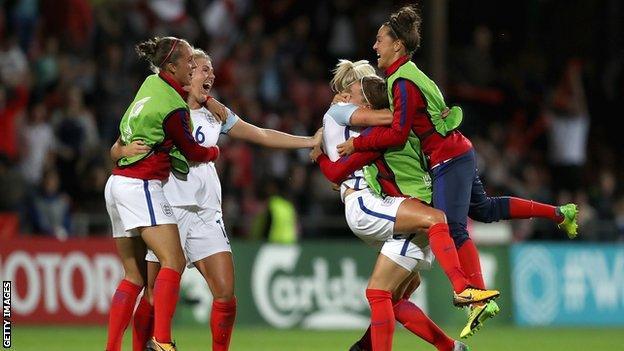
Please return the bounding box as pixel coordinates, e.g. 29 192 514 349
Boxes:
123 271 145 287
158 253 186 273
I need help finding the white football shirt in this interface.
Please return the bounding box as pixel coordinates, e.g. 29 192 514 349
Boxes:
322 103 368 197
163 106 239 214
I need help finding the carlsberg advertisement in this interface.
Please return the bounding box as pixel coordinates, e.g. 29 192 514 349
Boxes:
174 242 505 329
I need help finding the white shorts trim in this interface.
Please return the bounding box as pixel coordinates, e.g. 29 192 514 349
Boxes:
146 206 231 267
105 175 177 238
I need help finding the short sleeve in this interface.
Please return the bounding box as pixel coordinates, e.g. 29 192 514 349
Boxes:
220 108 240 134
327 103 358 126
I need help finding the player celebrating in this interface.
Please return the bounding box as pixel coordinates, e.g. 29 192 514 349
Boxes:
104 37 225 351
336 4 579 338
311 59 498 351
114 48 321 351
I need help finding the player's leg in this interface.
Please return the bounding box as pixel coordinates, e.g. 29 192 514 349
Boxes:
106 237 146 351
393 273 459 351
140 224 185 348
195 253 236 351
104 177 146 351
366 253 411 351
135 205 194 351
394 198 499 305
132 261 159 351
468 173 578 238
394 198 470 294
189 212 236 351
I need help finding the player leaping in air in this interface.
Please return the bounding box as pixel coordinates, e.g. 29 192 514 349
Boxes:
311 58 502 351
333 4 579 340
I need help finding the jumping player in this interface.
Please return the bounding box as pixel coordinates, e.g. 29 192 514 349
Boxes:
104 36 225 351
336 5 579 338
312 59 499 351
113 48 322 351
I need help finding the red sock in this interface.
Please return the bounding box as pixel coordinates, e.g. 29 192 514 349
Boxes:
457 239 485 289
366 289 394 351
106 280 142 351
428 223 469 292
509 197 560 222
211 298 237 351
153 268 181 343
132 296 154 351
393 299 455 351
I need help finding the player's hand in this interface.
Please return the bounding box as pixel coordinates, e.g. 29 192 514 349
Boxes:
205 97 228 123
332 93 350 104
330 183 341 192
123 140 151 157
337 137 355 156
441 107 450 119
309 143 323 162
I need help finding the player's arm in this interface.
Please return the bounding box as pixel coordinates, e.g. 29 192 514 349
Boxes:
339 79 422 155
110 137 150 163
349 108 393 127
310 145 381 184
228 118 321 149
164 109 220 162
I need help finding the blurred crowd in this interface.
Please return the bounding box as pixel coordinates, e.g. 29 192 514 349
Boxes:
1 0 623 241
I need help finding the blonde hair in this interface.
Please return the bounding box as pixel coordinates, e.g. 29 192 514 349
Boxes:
192 48 211 62
330 59 377 93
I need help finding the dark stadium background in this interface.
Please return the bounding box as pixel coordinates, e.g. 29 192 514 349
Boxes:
1 1 624 350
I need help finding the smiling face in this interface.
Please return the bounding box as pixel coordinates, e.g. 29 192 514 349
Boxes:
169 42 196 87
191 56 215 97
373 25 402 70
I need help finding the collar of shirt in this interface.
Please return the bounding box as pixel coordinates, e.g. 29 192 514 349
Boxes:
384 55 410 76
158 71 188 100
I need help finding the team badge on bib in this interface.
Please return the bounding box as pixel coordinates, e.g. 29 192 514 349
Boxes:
161 203 173 217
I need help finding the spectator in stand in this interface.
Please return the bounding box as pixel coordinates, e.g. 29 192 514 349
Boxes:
30 168 71 240
544 59 590 201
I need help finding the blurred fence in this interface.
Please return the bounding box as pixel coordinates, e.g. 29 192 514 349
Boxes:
2 238 623 327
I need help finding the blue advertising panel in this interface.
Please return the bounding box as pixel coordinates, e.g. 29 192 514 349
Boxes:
512 243 624 326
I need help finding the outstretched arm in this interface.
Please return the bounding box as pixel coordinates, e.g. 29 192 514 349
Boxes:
349 108 394 127
228 118 321 149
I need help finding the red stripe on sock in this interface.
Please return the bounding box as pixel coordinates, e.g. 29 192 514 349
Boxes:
366 289 394 351
509 197 559 221
457 239 485 289
428 223 469 292
132 296 154 351
211 297 237 351
393 299 455 351
153 268 181 343
106 280 142 351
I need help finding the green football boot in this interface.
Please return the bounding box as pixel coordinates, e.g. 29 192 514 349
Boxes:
557 203 579 239
460 300 500 339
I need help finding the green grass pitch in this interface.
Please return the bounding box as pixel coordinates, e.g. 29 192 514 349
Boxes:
11 325 624 350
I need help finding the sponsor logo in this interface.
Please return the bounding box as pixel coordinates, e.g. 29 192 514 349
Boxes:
251 245 370 329
0 250 123 322
513 244 624 326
